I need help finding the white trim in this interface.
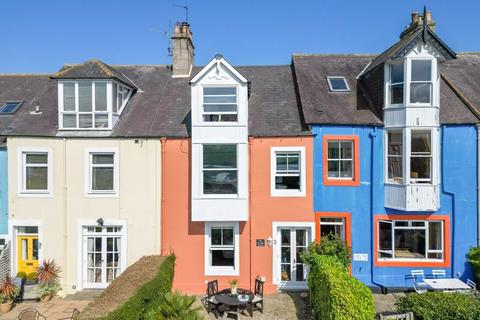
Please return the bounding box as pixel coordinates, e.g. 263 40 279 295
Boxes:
270 147 306 197
326 76 350 92
77 219 127 290
191 56 248 84
204 222 240 276
17 147 53 197
8 219 44 277
271 222 315 289
84 148 119 197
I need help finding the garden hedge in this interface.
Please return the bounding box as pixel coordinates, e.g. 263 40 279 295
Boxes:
396 291 480 320
304 254 375 320
100 254 175 320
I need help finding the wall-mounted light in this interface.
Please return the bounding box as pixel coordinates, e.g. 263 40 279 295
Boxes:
267 236 273 247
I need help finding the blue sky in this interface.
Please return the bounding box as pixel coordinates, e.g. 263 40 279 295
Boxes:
0 0 479 73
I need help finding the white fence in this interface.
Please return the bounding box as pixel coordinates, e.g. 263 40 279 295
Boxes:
0 242 11 282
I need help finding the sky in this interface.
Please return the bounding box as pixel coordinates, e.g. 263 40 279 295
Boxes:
0 0 479 73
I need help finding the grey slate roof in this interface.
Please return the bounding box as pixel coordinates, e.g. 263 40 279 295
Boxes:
292 54 479 125
0 63 309 138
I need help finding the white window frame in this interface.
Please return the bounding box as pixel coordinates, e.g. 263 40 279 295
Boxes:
201 85 238 123
408 58 434 106
270 146 306 197
386 130 404 184
17 147 53 197
377 219 444 262
85 148 119 197
326 141 354 180
326 76 350 92
201 144 239 198
386 62 405 107
409 129 432 184
204 222 239 276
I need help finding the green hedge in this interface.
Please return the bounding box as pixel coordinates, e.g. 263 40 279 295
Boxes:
396 291 480 320
101 254 175 320
304 254 375 320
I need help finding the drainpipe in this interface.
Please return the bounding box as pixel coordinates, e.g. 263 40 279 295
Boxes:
476 124 480 246
369 127 385 293
248 137 253 292
63 138 68 292
160 138 167 256
441 126 456 278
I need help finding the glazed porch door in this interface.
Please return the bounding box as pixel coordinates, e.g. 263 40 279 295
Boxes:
278 228 310 288
17 235 39 275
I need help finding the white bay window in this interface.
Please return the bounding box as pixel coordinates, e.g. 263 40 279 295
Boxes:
202 87 238 122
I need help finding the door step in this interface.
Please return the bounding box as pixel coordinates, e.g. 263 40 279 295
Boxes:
64 289 104 301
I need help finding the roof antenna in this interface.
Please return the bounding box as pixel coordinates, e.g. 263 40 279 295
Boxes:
173 4 189 23
149 19 173 57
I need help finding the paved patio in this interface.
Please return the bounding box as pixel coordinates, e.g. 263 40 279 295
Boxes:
0 297 90 320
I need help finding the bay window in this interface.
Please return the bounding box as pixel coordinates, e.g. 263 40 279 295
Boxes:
410 60 432 104
387 131 403 183
410 130 432 183
202 144 237 194
389 63 404 105
377 219 444 261
60 81 131 130
202 87 237 122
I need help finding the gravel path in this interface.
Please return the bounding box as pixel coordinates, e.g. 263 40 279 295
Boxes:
195 292 314 320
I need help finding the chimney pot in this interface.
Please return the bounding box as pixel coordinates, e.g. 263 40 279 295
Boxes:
411 12 420 24
425 11 432 23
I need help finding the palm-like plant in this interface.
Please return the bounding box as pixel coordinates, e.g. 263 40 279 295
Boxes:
37 259 61 284
146 291 204 320
0 275 19 303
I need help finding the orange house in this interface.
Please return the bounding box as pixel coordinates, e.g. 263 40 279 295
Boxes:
161 54 313 294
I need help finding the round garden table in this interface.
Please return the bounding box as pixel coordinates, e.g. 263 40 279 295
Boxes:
215 289 254 318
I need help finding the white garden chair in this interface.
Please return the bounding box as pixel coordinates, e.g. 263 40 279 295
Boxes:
432 270 446 279
411 270 428 293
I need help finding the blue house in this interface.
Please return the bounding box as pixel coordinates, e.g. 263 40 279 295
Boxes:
293 9 480 291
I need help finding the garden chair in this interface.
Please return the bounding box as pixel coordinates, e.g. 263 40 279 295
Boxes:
202 280 221 318
467 278 477 292
411 270 427 293
57 308 81 320
246 278 264 315
17 308 46 320
431 270 446 279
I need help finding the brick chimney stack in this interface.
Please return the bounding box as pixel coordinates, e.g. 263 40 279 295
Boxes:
400 10 436 39
171 22 194 77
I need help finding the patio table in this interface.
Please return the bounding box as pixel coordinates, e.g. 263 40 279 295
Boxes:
215 289 254 318
423 278 471 291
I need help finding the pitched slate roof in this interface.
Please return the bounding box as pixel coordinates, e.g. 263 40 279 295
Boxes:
292 54 479 125
51 59 137 89
0 63 309 138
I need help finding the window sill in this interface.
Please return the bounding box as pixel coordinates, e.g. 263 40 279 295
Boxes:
18 191 52 198
197 194 241 199
86 191 119 198
324 178 359 187
375 258 447 268
205 267 239 276
271 189 306 197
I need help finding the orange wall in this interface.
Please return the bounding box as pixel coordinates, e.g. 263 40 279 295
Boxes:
162 136 313 294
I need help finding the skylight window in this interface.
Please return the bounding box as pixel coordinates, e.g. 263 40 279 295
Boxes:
327 77 350 92
0 101 22 114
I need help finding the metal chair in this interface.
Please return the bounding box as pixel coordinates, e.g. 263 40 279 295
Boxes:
432 270 446 279
411 270 428 293
203 280 221 318
57 308 81 320
246 278 264 315
467 279 476 289
17 308 46 320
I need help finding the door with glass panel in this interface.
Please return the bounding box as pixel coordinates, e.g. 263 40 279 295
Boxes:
17 235 39 275
278 228 310 287
83 226 123 289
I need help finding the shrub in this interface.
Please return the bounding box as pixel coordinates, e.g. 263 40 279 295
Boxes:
27 272 38 282
304 254 374 320
396 291 480 320
467 246 480 282
34 281 62 298
101 254 175 320
307 233 351 269
0 275 20 303
145 291 203 320
16 272 27 280
37 259 61 284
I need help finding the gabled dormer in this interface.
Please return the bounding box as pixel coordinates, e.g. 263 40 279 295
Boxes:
361 8 456 212
52 59 136 130
190 55 249 222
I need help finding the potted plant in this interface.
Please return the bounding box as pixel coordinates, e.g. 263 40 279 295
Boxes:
26 272 37 285
229 279 238 295
0 275 19 314
34 259 62 302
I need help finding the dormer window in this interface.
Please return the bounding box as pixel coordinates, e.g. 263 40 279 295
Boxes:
202 87 237 122
327 77 350 92
410 60 432 104
389 64 404 105
59 80 131 130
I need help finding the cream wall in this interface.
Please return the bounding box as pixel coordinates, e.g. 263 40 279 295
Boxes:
7 137 161 294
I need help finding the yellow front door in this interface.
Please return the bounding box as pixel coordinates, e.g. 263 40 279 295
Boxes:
17 236 39 275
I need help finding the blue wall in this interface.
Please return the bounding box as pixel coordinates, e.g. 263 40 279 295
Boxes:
312 125 478 289
0 148 8 235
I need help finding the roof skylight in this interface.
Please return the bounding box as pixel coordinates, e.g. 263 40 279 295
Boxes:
327 77 350 92
0 101 22 114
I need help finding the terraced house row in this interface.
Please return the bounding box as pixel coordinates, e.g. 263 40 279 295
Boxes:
0 9 479 294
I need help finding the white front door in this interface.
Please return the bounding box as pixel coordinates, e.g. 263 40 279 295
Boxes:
276 227 311 288
82 226 123 289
